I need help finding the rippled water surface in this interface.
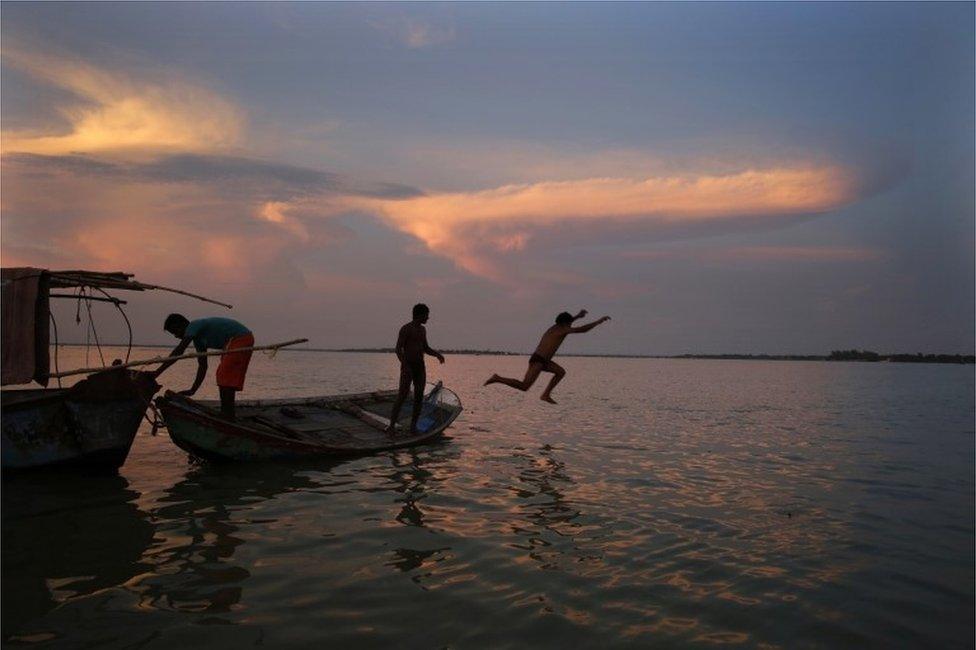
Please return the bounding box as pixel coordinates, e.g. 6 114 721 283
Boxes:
3 348 974 648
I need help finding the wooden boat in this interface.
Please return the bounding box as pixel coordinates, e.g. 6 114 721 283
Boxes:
156 382 463 461
2 369 158 470
1 268 227 471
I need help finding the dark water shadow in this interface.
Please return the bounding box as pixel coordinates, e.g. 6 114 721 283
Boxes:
1 473 154 640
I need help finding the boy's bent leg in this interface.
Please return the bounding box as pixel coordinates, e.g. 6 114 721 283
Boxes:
486 363 543 391
539 361 566 404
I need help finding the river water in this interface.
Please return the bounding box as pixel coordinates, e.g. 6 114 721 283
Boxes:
3 348 974 648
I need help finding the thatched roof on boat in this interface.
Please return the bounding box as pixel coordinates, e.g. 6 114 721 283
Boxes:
1 267 230 387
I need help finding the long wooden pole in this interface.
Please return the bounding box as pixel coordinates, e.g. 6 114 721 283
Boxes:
134 282 234 309
48 272 234 309
46 338 309 379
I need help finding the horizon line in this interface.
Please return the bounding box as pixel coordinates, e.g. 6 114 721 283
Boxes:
48 342 976 360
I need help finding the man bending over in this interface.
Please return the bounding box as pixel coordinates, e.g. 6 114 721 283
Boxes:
154 314 254 420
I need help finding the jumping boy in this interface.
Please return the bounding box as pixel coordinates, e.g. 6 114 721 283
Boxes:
153 314 254 420
388 303 445 435
484 310 610 404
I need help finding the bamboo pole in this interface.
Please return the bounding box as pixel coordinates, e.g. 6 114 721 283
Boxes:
49 293 127 304
47 272 233 309
46 338 308 379
132 282 233 309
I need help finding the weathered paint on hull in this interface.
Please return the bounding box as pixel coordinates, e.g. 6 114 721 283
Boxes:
166 415 317 462
1 371 159 471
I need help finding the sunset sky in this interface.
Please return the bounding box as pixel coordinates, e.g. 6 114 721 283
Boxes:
2 2 973 354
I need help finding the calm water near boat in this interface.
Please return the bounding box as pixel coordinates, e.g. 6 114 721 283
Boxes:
3 348 974 648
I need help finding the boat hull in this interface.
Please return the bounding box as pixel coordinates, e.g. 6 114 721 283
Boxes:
158 384 463 462
1 370 159 471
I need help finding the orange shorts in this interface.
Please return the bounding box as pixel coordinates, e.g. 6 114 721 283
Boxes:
215 333 254 391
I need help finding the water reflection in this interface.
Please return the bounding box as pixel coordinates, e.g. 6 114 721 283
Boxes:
507 444 604 572
384 445 461 586
132 462 343 620
390 450 436 529
2 473 154 639
387 546 452 574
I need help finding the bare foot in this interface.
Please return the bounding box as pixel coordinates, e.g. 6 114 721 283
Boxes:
540 395 557 404
484 374 500 386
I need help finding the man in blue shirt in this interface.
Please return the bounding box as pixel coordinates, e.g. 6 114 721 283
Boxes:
153 314 254 419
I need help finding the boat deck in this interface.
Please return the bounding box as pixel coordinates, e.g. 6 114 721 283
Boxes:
160 384 462 458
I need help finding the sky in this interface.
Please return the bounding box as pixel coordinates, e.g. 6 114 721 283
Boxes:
1 2 973 355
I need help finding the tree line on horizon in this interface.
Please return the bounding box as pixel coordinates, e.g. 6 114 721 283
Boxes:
334 347 975 364
827 349 975 364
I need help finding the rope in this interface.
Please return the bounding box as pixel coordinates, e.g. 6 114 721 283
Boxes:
84 292 106 367
84 291 91 366
135 384 166 435
49 312 62 389
95 287 132 362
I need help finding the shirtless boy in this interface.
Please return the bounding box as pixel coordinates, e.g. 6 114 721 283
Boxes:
484 310 611 404
387 303 445 435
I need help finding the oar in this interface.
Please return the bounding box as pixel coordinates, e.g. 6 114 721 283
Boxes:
46 338 308 380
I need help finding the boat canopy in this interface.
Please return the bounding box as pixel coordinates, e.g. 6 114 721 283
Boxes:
1 268 230 387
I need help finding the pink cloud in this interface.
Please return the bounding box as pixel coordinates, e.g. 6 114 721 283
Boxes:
361 164 865 282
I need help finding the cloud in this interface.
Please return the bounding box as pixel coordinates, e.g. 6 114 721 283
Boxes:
258 201 310 242
361 164 865 281
710 246 885 263
2 152 423 201
370 16 456 49
1 48 244 154
0 45 883 299
1 155 354 285
621 245 885 264
402 20 456 49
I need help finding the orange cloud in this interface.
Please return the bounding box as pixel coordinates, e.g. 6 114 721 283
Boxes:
362 165 863 280
258 201 310 242
1 49 243 155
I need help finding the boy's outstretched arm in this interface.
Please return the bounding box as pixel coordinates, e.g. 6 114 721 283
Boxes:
152 337 193 378
570 316 611 333
179 357 208 396
424 341 445 364
425 347 445 364
422 329 445 364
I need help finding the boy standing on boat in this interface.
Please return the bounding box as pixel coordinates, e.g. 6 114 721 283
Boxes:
388 303 445 435
153 314 254 420
485 310 610 404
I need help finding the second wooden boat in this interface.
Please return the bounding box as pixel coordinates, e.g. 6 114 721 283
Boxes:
156 382 463 462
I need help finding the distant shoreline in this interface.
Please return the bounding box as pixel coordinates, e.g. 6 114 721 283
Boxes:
51 343 975 364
